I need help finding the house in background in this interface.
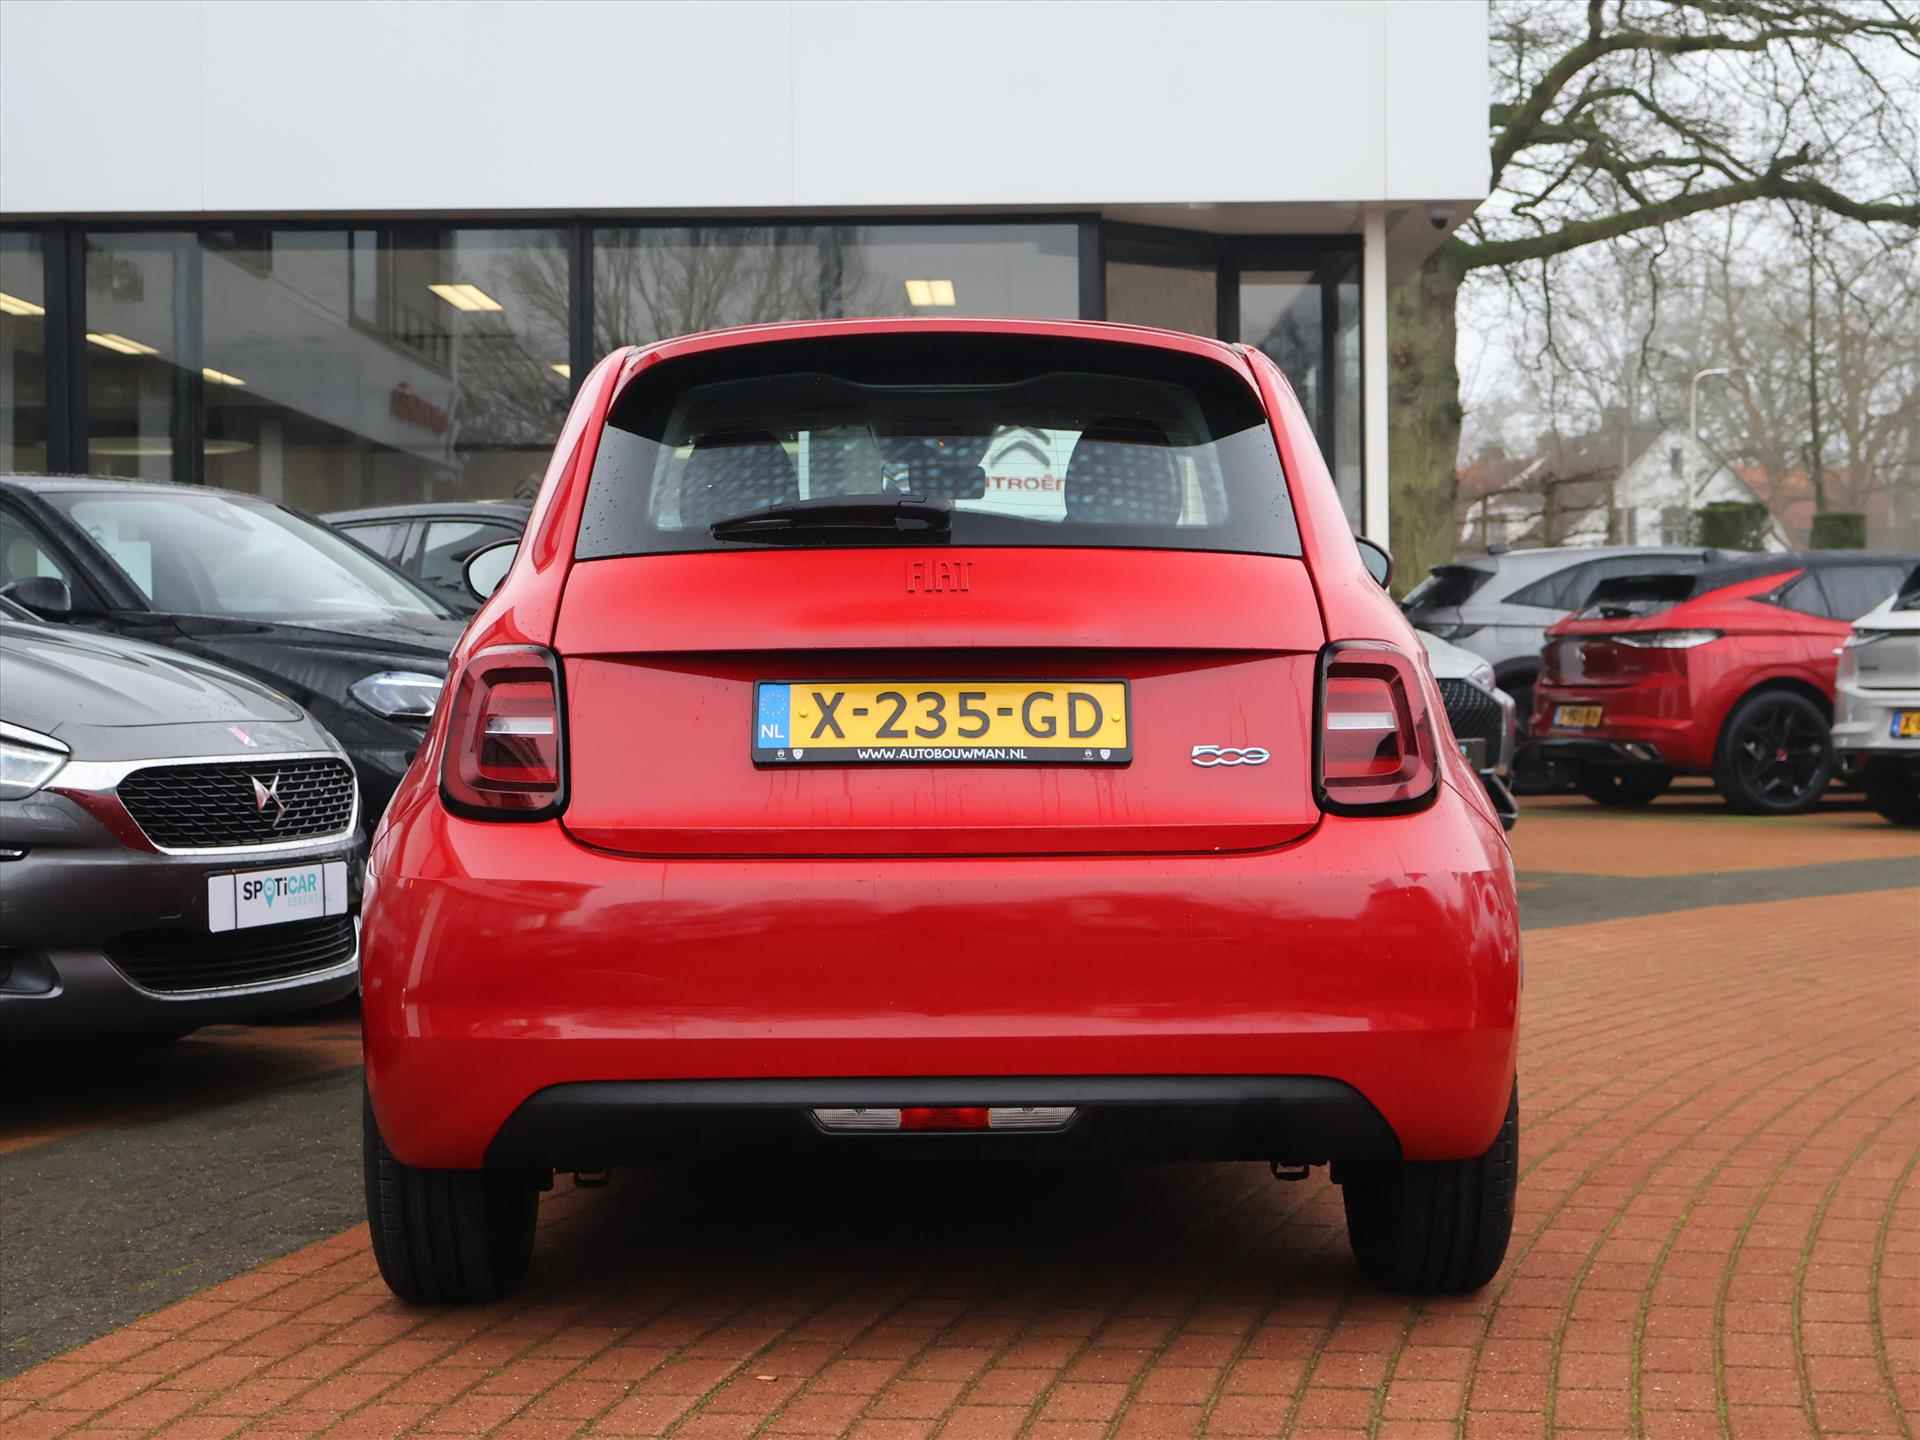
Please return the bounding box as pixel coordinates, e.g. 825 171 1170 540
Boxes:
1457 423 1790 553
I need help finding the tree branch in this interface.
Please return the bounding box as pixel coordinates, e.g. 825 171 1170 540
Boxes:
1461 170 1920 271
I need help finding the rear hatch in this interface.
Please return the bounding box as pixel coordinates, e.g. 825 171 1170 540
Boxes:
551 332 1325 858
1542 574 1698 687
1852 571 1920 692
1401 561 1494 634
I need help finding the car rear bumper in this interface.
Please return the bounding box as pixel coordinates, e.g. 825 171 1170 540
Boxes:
361 792 1521 1170
485 1075 1401 1171
1523 736 1671 772
1833 684 1920 756
1528 679 1711 772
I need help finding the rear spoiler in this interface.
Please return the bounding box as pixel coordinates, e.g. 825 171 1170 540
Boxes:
1576 573 1698 619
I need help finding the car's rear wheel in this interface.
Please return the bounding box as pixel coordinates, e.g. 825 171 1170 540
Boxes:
1576 767 1672 807
362 1091 540 1304
1713 690 1834 815
1341 1086 1517 1294
1862 758 1920 825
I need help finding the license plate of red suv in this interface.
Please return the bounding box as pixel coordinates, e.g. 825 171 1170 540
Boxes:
1554 704 1604 729
753 681 1132 764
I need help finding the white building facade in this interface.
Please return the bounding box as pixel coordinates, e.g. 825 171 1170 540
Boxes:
0 0 1490 540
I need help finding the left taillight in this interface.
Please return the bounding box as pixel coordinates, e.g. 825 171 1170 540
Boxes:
1314 640 1440 815
440 645 566 820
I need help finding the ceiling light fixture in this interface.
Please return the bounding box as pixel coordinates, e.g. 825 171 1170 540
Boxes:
550 362 571 379
202 366 247 386
904 279 956 308
85 332 159 356
0 291 46 317
428 282 504 313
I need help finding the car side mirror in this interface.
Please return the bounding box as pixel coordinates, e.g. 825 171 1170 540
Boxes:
463 540 517 602
1356 537 1393 590
0 575 73 619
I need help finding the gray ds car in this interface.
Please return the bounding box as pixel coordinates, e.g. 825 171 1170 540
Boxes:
0 596 363 1035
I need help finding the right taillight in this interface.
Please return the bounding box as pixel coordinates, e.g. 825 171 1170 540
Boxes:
440 645 567 819
1314 640 1440 814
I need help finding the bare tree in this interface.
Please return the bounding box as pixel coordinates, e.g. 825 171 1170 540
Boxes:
1394 0 1920 581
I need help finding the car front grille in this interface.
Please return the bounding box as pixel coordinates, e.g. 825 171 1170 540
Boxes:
106 915 357 994
1437 678 1506 756
117 758 355 850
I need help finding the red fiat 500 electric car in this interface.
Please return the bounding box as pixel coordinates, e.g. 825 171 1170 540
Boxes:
359 320 1522 1303
1530 551 1918 812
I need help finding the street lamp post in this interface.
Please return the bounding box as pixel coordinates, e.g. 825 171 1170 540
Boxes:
1690 367 1743 446
1689 367 1744 505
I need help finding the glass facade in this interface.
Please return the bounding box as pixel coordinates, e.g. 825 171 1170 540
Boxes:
0 231 48 473
592 222 1079 352
1238 252 1362 525
1 220 1365 524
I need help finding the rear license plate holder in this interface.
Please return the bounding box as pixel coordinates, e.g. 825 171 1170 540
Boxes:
1554 704 1604 729
753 680 1132 764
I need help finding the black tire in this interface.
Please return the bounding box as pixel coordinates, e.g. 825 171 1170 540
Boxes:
362 1091 539 1304
1862 758 1920 826
1713 689 1835 816
1577 767 1672 807
1342 1086 1517 1295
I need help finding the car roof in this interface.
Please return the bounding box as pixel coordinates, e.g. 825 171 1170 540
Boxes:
324 501 532 524
1 473 277 504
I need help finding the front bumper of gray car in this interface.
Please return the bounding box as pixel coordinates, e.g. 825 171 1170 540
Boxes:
0 776 362 1032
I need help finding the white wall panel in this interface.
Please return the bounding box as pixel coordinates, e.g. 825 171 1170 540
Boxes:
0 0 1487 217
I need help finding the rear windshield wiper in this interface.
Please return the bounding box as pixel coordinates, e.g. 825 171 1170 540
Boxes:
709 494 953 544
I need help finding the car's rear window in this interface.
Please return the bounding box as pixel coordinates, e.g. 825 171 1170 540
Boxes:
1403 564 1492 612
575 334 1300 559
1574 573 1702 619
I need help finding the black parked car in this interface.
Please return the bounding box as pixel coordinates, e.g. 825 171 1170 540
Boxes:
324 501 529 615
0 477 465 826
0 594 363 1036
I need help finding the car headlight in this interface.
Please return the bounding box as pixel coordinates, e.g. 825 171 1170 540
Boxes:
1614 629 1721 649
1843 629 1892 649
1427 623 1484 641
349 671 445 721
0 721 71 799
1466 659 1497 691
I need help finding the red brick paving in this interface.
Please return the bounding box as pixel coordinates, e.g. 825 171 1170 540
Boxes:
3 814 1917 1439
1515 786 1920 877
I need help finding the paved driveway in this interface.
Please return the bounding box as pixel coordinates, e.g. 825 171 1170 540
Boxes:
4 785 1916 1440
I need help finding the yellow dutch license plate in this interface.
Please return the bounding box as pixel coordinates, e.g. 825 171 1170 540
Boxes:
1554 704 1604 729
753 681 1131 764
1894 710 1920 739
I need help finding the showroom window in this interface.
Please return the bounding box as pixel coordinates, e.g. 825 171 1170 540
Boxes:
0 231 48 473
4 219 1365 521
592 222 1080 352
76 226 570 512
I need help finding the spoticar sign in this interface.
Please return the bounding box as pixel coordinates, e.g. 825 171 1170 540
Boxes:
241 870 321 908
208 861 350 932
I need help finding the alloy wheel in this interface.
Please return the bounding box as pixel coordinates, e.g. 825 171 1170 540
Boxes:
1730 698 1830 809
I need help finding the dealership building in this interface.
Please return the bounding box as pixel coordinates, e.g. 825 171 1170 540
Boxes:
0 0 1488 546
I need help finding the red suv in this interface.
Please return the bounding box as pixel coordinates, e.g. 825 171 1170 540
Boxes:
1531 552 1918 812
358 320 1521 1303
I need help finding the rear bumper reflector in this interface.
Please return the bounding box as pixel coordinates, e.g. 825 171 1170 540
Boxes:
811 1105 1078 1133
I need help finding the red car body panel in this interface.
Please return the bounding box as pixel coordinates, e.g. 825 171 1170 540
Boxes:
361 803 1518 1168
1532 569 1846 773
362 318 1520 1173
